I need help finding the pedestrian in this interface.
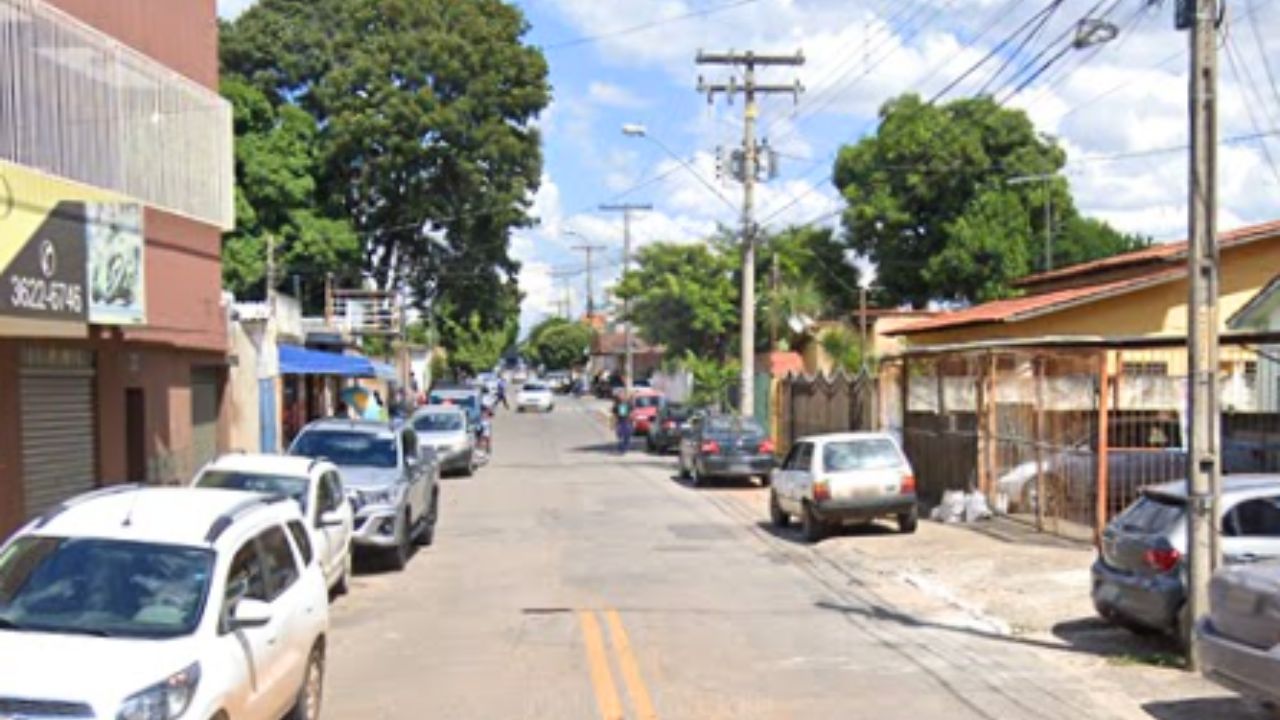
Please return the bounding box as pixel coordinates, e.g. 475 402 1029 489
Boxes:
334 401 350 419
613 392 634 454
496 378 510 410
478 408 494 456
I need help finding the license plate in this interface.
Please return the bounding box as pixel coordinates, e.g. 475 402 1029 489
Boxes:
730 463 752 474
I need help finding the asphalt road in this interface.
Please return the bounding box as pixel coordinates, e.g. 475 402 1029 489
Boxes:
324 397 1137 720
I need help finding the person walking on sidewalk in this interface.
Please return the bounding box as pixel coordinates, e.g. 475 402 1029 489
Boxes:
613 392 634 454
496 378 510 410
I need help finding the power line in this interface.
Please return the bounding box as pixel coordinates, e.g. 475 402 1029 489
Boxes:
976 1 1066 98
929 0 1060 103
1223 34 1280 185
542 0 761 51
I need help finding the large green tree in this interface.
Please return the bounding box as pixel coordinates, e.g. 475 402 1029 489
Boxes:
526 321 593 370
221 78 360 310
615 241 739 360
220 0 549 340
834 94 1146 306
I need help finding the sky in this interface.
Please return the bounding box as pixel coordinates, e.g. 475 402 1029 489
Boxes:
217 0 1280 335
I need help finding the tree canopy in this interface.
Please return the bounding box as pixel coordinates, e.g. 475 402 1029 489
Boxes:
524 318 592 370
615 241 740 360
220 0 549 338
834 94 1146 307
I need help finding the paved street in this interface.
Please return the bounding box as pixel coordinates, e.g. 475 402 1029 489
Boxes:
325 398 1149 720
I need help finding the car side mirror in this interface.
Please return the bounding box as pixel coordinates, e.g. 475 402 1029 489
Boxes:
317 510 344 529
231 598 272 630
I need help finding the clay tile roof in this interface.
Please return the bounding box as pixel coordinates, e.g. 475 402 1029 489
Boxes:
1014 219 1280 287
888 269 1183 336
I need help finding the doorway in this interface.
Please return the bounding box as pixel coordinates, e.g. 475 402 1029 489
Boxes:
125 388 146 482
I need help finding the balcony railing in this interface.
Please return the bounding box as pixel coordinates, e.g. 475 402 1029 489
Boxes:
0 0 233 229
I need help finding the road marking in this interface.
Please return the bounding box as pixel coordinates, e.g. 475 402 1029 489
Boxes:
604 610 659 720
579 610 625 720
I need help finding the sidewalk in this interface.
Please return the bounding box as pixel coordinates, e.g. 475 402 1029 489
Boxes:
727 490 1272 720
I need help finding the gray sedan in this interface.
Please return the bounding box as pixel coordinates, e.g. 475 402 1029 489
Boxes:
411 405 478 477
1196 560 1280 707
1092 475 1280 641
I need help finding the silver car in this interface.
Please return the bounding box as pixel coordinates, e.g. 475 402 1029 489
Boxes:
769 432 918 543
1196 560 1280 707
289 418 439 571
411 405 477 477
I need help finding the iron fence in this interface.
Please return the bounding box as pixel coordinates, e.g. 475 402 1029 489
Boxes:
884 335 1280 541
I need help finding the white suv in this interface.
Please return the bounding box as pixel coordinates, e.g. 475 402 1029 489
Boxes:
193 454 355 596
0 486 330 720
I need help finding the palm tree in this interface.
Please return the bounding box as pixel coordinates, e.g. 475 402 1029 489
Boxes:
764 280 825 350
818 326 866 375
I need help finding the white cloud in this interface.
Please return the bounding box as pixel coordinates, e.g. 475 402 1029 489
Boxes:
216 0 257 19
587 81 650 109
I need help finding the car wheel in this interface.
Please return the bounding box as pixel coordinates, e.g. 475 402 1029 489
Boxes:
388 516 410 571
897 506 919 534
415 492 438 547
461 454 476 478
284 643 325 720
801 502 825 544
769 491 791 529
678 460 690 480
646 437 656 453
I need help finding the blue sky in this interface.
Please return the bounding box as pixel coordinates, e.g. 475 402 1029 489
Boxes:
218 0 1280 333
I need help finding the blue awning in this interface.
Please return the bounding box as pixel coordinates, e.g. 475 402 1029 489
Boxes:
279 345 380 378
369 360 398 381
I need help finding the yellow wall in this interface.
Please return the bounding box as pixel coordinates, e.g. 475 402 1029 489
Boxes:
905 238 1280 347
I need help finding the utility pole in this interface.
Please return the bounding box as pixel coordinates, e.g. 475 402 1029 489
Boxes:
550 270 576 319
600 203 652 393
570 242 605 318
265 233 278 305
1008 173 1056 271
1182 0 1222 668
698 49 803 417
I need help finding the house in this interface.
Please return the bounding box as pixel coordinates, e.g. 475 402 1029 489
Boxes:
0 0 233 535
588 331 664 379
1228 274 1280 410
889 220 1280 345
793 309 936 375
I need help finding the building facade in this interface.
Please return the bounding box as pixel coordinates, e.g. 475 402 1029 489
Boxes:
0 0 233 535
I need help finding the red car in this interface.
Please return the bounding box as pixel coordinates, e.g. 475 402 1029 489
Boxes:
628 390 666 436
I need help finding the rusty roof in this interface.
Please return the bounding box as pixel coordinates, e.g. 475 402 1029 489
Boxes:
1014 219 1280 288
888 269 1183 336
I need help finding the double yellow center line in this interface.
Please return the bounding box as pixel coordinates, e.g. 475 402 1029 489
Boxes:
578 609 659 720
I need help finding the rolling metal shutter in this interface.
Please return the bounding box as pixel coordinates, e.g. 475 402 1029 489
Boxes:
191 368 220 471
20 353 96 517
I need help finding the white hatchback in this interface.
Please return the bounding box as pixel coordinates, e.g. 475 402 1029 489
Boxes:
0 486 330 720
194 453 355 596
516 381 554 413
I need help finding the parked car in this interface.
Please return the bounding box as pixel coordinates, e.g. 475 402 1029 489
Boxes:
593 373 623 399
411 404 478 477
0 486 329 720
545 371 573 394
1000 415 1265 516
290 419 439 571
517 381 555 413
193 453 355 595
677 414 775 487
1195 560 1280 707
769 433 918 542
1092 476 1280 641
429 385 484 432
629 389 665 436
647 402 693 454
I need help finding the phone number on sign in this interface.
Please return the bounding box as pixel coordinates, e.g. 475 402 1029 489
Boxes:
10 275 84 314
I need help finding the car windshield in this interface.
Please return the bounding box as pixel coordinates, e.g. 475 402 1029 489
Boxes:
0 537 213 639
195 470 310 511
1116 494 1186 533
292 431 398 468
823 439 903 472
414 413 464 432
706 417 764 436
431 394 478 411
665 406 691 421
522 383 547 392
634 395 662 409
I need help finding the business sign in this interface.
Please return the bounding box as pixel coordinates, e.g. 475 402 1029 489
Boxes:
0 161 145 325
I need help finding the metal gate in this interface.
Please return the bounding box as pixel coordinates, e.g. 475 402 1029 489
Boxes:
779 370 876 452
191 368 220 471
19 348 96 516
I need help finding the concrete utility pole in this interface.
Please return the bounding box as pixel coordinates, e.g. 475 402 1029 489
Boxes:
600 203 652 393
569 239 605 318
1183 0 1222 668
698 49 804 417
551 269 577 319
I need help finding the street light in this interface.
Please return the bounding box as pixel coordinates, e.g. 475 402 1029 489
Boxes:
621 123 737 211
1008 173 1058 272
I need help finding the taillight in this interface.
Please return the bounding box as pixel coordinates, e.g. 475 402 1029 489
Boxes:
759 439 775 454
1144 547 1182 573
700 440 721 454
901 474 916 494
663 421 676 429
813 479 831 502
